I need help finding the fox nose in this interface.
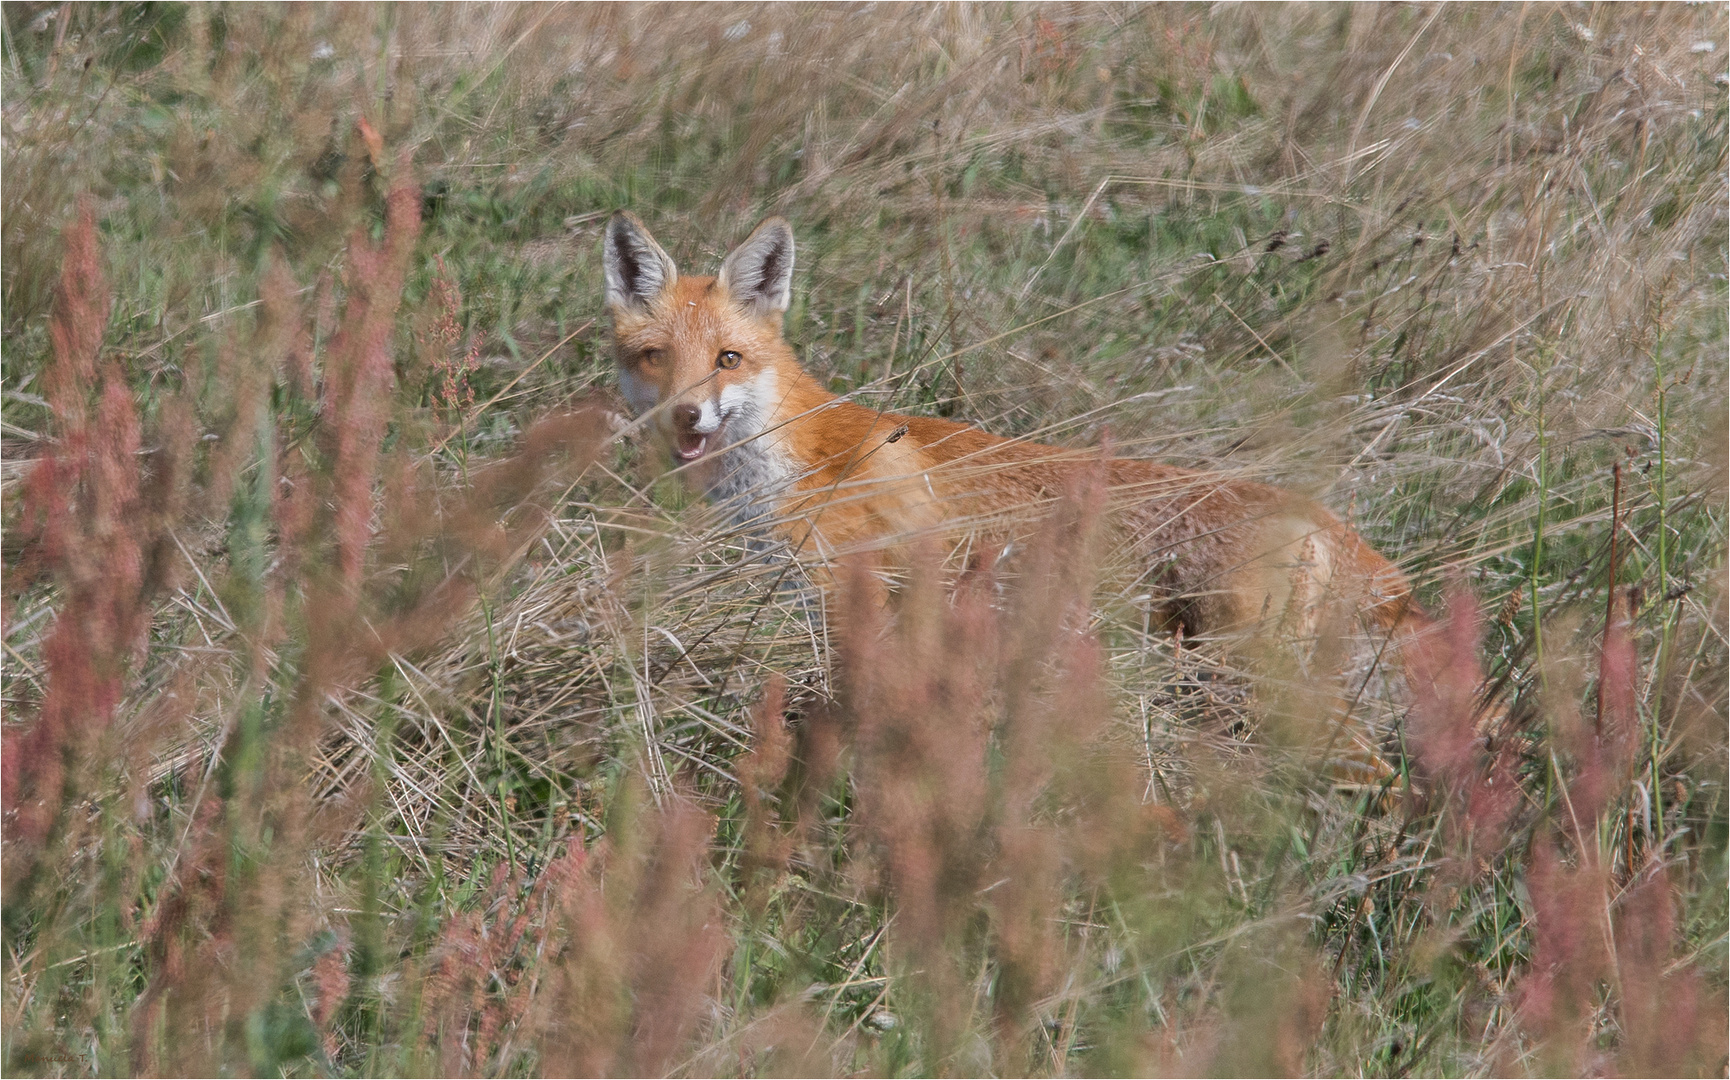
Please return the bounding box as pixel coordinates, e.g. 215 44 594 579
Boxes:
672 403 701 431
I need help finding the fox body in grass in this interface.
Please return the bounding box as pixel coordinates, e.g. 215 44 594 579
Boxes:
603 211 1418 639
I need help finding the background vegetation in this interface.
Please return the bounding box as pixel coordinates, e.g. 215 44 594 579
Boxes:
3 3 1725 1076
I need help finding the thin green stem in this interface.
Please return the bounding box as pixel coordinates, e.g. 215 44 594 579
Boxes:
1649 308 1671 849
1530 402 1547 683
1530 364 1553 806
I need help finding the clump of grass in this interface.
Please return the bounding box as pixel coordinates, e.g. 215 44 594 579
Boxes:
3 4 1725 1077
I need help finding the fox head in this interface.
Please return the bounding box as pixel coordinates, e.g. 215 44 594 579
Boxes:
603 212 795 469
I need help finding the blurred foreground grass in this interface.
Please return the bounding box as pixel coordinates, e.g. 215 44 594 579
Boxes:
2 4 1726 1076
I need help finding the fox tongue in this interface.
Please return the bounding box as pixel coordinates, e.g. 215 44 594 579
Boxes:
675 432 708 460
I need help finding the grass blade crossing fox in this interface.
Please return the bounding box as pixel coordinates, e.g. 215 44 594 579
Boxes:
603 210 1422 646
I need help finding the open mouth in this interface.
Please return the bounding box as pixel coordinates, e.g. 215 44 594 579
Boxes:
675 429 712 461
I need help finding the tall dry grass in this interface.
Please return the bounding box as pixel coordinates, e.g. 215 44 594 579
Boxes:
2 4 1725 1076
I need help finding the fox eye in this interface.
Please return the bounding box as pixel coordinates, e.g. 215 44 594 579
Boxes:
717 350 742 370
638 348 662 366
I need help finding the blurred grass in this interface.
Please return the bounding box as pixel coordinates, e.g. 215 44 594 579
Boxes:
2 3 1726 1076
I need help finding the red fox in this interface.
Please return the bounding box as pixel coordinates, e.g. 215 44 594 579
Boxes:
603 211 1420 643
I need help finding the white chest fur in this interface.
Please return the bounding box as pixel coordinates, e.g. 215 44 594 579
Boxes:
704 369 797 530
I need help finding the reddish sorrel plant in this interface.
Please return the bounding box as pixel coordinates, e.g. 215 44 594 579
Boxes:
2 130 617 1076
1505 578 1727 1075
422 255 481 422
523 787 728 1077
3 201 190 865
1403 585 1521 876
395 792 730 1078
1405 553 1727 1074
828 477 1192 1071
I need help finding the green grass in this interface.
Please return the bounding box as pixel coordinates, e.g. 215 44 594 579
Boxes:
3 4 1726 1076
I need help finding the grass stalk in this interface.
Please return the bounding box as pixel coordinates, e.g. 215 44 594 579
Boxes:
1648 299 1672 852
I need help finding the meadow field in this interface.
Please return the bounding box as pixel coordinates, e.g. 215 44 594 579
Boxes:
2 4 1726 1075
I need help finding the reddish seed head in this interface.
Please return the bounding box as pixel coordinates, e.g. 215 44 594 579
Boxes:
45 200 109 432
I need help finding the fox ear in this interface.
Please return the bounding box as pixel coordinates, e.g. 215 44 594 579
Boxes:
604 211 677 311
717 217 795 317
